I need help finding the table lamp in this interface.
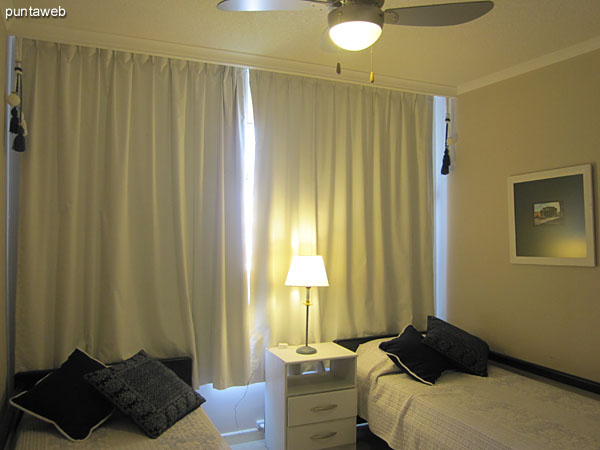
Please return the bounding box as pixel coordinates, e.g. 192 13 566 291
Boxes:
285 255 329 354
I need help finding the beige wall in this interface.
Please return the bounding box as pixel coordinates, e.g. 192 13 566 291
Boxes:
0 21 8 422
448 49 600 382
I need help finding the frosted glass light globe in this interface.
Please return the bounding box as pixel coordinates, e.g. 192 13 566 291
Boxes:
329 21 382 51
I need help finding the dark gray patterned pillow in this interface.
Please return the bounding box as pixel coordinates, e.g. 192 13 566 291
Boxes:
84 350 205 438
422 316 489 377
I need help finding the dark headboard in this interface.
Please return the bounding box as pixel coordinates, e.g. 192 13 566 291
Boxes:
334 334 398 352
14 356 193 392
334 334 600 395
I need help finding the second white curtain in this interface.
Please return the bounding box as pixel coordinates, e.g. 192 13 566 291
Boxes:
249 71 434 372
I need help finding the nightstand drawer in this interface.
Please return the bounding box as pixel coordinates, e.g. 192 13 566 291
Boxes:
287 417 356 450
288 388 356 426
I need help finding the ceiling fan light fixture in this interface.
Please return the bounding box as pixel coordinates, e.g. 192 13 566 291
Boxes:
329 21 382 51
328 3 384 51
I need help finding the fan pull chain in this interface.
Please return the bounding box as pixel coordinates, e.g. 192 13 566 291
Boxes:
335 13 342 76
370 46 374 83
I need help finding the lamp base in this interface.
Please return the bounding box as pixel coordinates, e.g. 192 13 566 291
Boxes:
296 345 317 355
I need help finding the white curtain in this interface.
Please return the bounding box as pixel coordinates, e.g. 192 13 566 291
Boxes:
249 71 434 371
16 40 249 389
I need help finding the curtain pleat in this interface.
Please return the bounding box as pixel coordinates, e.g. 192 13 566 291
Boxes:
249 71 434 375
16 40 249 389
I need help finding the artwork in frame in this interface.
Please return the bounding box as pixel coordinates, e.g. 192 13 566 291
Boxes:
507 164 595 266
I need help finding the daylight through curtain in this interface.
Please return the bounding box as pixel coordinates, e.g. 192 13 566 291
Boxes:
249 70 434 375
15 40 250 389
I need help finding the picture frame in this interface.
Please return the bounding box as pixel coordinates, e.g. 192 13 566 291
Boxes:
507 164 595 266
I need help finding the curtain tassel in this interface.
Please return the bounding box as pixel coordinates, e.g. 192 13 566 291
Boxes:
13 126 26 152
441 114 451 175
10 107 20 133
441 148 450 175
9 63 26 152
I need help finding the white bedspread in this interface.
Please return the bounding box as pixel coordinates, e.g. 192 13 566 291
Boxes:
357 338 600 450
12 407 229 450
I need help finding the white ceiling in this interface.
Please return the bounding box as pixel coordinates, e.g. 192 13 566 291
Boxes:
5 0 600 95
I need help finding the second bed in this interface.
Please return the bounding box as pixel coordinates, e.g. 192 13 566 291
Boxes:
355 337 600 450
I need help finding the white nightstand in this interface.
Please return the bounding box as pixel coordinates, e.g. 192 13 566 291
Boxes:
265 342 358 450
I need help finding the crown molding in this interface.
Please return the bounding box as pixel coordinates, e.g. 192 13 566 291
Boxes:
7 18 600 98
457 35 600 95
7 21 456 97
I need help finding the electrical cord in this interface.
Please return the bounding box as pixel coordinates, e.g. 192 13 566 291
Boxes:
233 372 254 432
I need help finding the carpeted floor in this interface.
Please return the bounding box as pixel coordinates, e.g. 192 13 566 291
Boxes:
356 423 393 449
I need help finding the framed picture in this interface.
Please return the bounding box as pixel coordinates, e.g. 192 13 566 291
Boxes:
507 164 595 266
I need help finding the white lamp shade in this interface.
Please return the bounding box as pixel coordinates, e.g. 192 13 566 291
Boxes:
285 256 329 287
328 21 382 51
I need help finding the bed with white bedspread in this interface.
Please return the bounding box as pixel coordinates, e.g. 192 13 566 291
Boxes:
356 337 600 450
8 354 229 450
12 408 228 450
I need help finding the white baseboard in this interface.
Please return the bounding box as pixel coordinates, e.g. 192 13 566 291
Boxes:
223 428 265 445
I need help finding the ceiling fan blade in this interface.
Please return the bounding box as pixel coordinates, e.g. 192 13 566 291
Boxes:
217 0 332 12
384 1 493 26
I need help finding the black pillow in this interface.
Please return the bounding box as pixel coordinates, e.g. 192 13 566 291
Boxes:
422 316 489 377
9 348 114 441
379 325 452 385
84 350 205 438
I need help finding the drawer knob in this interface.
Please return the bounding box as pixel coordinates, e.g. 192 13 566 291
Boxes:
310 431 337 440
310 404 338 412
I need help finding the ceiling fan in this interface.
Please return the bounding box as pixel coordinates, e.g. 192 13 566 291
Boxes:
217 0 494 52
